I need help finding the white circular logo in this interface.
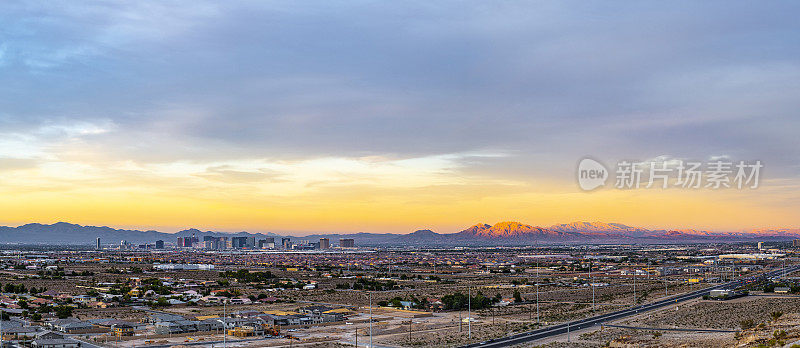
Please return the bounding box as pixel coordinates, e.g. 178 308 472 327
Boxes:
577 158 608 191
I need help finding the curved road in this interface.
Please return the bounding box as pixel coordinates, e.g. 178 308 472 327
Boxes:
460 265 800 348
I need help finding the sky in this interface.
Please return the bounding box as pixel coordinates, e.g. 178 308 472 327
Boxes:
1 1 799 235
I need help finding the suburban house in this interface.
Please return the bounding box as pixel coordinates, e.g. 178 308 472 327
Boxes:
32 339 81 348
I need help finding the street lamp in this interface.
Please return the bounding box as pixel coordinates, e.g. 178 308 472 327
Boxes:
567 320 570 342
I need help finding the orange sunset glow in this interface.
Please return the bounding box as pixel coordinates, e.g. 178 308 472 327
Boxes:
1 2 799 236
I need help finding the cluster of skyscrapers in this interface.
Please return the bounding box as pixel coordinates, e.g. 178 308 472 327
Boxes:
96 237 166 251
174 235 355 250
95 235 355 251
177 235 199 248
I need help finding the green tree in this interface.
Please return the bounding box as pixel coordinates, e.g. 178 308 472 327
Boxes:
390 298 402 307
55 305 73 319
153 297 171 307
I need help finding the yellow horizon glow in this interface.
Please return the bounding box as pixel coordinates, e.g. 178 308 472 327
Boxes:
0 153 797 235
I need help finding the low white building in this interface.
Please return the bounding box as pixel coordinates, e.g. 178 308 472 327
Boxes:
153 264 215 271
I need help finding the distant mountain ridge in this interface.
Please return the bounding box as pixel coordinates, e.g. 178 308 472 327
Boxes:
0 221 798 246
549 221 650 237
0 222 280 245
448 222 577 242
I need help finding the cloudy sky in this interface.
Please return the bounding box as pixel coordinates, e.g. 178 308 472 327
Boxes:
1 1 799 234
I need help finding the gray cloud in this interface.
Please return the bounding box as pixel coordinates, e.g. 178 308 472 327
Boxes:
0 158 39 171
196 165 285 183
1 1 799 180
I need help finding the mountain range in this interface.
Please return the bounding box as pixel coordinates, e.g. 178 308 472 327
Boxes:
1 221 799 246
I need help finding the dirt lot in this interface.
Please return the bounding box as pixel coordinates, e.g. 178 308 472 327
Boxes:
626 294 800 330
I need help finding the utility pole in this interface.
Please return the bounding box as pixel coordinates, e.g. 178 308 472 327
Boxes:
723 261 727 281
468 287 472 339
223 298 227 348
783 258 786 279
369 292 373 348
633 269 636 305
590 261 595 312
408 319 412 343
536 260 540 325
355 325 358 347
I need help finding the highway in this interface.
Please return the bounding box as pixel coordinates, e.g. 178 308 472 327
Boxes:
460 265 800 348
